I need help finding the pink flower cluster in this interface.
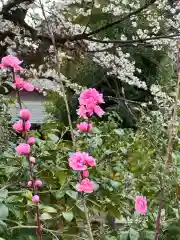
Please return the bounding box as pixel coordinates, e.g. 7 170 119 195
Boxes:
69 151 96 193
0 56 41 205
77 88 105 119
68 88 105 193
0 56 34 91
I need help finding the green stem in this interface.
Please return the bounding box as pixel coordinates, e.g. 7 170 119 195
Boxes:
83 197 94 240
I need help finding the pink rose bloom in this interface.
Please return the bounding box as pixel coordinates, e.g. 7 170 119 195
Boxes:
76 178 95 193
16 143 31 155
20 109 31 120
27 136 36 145
34 180 43 188
94 105 105 117
13 75 24 89
83 170 89 178
0 55 23 70
27 180 33 187
79 88 104 106
32 195 40 204
85 155 96 167
77 105 89 119
23 82 34 92
77 122 92 133
68 152 87 171
135 196 147 215
77 105 95 119
12 120 31 132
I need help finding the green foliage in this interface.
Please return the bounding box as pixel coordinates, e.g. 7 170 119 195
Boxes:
0 106 179 239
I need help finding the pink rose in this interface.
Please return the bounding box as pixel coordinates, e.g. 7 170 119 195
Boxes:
85 155 96 167
79 88 104 106
0 55 23 71
23 82 34 92
135 196 147 215
34 180 43 188
68 152 87 171
13 75 24 89
76 178 95 193
27 180 33 187
77 122 92 133
77 88 105 118
83 170 89 178
20 109 31 120
16 143 31 155
32 195 40 204
12 120 31 132
94 105 105 117
27 136 36 145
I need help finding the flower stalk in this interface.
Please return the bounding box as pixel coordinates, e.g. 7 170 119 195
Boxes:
12 69 42 240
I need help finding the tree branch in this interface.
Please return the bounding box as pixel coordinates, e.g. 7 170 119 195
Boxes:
0 0 34 15
85 33 180 44
85 0 156 37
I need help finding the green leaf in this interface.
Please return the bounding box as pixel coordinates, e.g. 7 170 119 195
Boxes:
143 230 155 240
119 231 129 240
92 127 101 134
0 190 8 202
94 136 103 146
5 166 19 175
76 201 85 212
40 213 52 220
0 220 7 234
114 129 124 136
66 190 78 200
110 180 120 188
23 190 33 200
107 204 121 219
0 204 8 219
55 190 65 199
129 228 140 240
55 171 67 185
62 211 74 222
42 206 57 213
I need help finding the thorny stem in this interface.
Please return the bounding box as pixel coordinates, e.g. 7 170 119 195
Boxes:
38 0 75 147
154 41 180 240
12 71 42 240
